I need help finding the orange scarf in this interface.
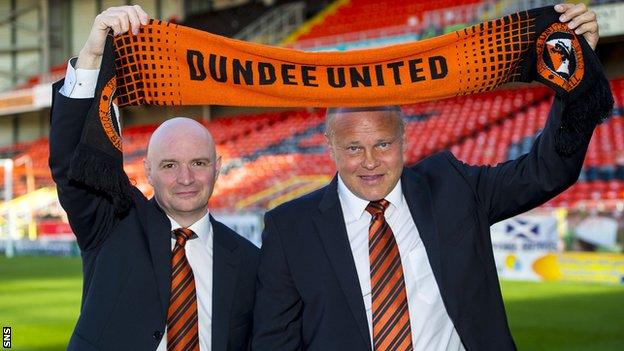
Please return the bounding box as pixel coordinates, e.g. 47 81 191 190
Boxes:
68 6 613 213
112 7 581 107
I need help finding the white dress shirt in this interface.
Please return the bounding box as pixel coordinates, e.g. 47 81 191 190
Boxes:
59 58 100 98
59 58 121 128
59 64 213 349
337 175 465 351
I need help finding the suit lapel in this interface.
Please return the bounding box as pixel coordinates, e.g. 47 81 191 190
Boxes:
136 197 172 321
313 177 372 351
138 200 241 351
400 167 446 305
210 215 240 351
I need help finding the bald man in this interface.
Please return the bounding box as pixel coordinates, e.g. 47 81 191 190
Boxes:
49 6 259 351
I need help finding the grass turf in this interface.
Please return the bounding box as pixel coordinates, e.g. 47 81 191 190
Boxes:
0 256 623 350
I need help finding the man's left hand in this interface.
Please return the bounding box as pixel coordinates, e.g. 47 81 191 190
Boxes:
555 3 599 51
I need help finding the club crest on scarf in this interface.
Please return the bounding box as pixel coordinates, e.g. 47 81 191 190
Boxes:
536 22 584 92
98 77 123 151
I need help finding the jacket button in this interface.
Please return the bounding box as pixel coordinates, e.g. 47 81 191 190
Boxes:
153 330 162 340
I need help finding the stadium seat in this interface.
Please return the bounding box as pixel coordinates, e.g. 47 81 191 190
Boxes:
2 77 623 211
294 0 484 45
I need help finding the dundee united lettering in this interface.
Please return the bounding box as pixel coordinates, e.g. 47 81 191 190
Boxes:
186 50 448 88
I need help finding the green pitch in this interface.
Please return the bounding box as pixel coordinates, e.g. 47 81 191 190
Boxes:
1 256 623 350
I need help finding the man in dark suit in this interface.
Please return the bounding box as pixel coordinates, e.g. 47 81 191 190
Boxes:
49 5 259 350
252 3 601 351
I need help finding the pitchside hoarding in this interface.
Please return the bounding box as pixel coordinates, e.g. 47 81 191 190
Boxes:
492 214 624 284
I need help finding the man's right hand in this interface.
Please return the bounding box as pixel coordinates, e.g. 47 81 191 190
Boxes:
76 5 149 70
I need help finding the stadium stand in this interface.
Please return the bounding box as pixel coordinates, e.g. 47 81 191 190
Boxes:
4 78 622 213
184 0 309 38
286 0 618 51
294 0 484 42
1 0 623 234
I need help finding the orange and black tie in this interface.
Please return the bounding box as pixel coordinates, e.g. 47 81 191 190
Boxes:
366 199 413 351
167 228 200 351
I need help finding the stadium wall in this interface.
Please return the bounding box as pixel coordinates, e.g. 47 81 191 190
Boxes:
0 118 12 146
0 111 49 147
0 0 182 93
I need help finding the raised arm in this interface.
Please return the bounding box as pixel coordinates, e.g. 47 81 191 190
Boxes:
447 96 592 225
446 3 606 224
49 6 148 251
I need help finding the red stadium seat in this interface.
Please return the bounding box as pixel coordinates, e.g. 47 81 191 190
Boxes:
295 0 484 45
2 78 623 210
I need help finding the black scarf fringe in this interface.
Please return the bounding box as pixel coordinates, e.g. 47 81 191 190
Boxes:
554 70 614 157
68 143 133 214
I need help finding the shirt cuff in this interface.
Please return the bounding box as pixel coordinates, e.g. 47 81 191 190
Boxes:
59 57 100 98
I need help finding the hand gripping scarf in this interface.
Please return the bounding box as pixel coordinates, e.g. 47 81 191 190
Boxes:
67 6 614 213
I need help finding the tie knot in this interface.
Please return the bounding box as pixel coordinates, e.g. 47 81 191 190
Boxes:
365 199 390 217
172 228 195 246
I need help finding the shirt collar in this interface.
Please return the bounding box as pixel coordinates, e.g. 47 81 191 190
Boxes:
337 174 403 222
168 211 212 247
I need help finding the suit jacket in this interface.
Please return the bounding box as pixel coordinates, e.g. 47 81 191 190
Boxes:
49 81 259 351
252 97 594 351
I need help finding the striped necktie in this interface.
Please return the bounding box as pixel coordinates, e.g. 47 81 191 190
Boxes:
167 228 200 351
366 199 413 351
